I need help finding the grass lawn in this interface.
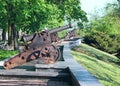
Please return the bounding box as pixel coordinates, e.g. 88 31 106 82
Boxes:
71 43 120 86
0 50 18 60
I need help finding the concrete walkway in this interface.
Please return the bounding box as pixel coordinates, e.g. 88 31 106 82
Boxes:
62 41 103 86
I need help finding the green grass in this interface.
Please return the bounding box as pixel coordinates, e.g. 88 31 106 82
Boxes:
71 43 120 86
0 50 18 60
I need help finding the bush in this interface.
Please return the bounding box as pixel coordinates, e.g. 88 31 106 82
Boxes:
84 30 120 54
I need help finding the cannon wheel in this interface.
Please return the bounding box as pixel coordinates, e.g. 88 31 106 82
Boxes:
39 44 61 64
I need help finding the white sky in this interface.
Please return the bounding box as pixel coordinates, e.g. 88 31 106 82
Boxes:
80 0 116 18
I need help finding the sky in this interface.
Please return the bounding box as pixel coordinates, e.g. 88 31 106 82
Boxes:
80 0 116 19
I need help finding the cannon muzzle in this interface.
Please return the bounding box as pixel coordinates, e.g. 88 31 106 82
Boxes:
49 23 72 34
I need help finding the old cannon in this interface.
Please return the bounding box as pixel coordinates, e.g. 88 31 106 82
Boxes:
4 24 72 69
64 29 77 40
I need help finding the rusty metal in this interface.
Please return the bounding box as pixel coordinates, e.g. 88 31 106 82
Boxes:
4 47 41 69
64 29 77 40
40 45 61 64
4 24 72 69
50 32 59 42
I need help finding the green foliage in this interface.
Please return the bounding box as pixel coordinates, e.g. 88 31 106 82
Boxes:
25 1 63 33
84 30 120 54
71 43 120 86
105 1 120 18
83 1 120 58
0 0 87 33
0 50 18 60
86 0 120 35
88 16 120 34
0 0 63 34
0 1 7 28
0 0 87 49
58 30 66 39
46 0 88 23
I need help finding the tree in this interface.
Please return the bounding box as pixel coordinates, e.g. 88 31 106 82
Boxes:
83 0 120 57
0 0 87 50
0 1 7 41
0 0 62 50
45 0 88 28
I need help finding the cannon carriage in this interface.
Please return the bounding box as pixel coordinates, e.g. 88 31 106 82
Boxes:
4 24 72 69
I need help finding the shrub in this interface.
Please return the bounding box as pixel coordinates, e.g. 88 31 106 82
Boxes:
84 30 120 55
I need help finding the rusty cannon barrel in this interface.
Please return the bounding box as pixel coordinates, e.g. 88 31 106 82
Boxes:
64 29 77 41
4 24 72 69
21 23 72 43
49 23 72 33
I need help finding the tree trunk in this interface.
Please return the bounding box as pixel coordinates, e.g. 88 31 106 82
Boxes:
2 28 6 41
7 1 19 50
7 1 13 47
8 23 13 46
8 23 14 50
12 24 19 50
8 23 19 50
